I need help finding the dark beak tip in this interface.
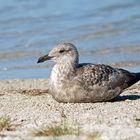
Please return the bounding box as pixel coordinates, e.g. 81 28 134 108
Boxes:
37 60 40 63
37 56 45 63
37 54 52 64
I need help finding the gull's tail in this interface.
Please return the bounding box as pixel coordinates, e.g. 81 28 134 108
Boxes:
126 72 140 88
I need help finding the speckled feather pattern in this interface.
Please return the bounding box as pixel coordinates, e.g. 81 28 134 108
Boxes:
50 63 125 102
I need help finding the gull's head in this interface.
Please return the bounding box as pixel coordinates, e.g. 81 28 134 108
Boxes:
37 43 79 65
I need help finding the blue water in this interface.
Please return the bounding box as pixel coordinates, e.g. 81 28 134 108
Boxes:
0 0 140 79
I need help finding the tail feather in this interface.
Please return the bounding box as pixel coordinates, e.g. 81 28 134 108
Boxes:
126 72 140 88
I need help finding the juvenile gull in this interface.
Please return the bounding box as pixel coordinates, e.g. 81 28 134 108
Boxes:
37 43 140 103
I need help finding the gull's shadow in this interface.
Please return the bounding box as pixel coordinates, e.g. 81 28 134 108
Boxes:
110 94 140 102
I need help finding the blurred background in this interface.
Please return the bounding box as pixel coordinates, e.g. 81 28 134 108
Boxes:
0 0 140 79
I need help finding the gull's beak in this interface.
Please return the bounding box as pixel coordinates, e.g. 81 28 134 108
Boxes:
37 54 53 63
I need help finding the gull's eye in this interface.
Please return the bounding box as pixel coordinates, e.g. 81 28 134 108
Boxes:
59 49 65 53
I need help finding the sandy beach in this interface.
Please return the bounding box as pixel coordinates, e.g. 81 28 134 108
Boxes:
0 79 140 140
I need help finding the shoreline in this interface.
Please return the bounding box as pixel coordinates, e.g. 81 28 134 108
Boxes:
0 79 140 140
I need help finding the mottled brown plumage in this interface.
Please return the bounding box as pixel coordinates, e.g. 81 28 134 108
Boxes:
37 43 140 103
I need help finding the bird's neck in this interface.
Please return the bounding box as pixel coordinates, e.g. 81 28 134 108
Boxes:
50 62 77 85
53 62 77 77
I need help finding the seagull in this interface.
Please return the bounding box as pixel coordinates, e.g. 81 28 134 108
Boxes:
37 43 140 103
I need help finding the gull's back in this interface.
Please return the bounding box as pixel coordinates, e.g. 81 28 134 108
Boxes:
74 63 140 102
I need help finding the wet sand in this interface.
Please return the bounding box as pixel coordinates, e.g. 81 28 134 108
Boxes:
0 79 140 140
